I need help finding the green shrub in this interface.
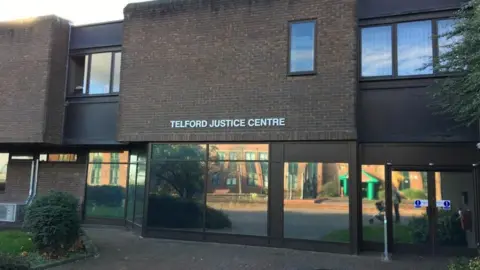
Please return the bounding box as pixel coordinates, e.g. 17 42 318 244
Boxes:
408 211 466 246
86 185 126 208
319 181 340 197
147 195 231 229
377 190 385 200
401 188 427 200
0 254 30 270
448 257 480 270
23 191 81 257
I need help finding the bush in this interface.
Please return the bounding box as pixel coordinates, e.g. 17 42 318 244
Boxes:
23 191 81 257
86 185 126 208
319 181 340 197
448 257 480 270
147 195 231 229
0 254 30 270
401 188 427 200
408 211 466 246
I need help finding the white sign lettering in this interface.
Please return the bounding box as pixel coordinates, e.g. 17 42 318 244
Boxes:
170 118 286 128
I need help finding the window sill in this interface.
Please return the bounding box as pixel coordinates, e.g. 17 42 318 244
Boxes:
67 93 119 98
287 71 317 77
360 72 463 82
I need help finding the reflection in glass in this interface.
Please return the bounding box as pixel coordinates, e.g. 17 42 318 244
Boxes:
89 53 112 94
82 56 89 94
397 20 433 76
112 52 121 93
392 171 428 244
147 158 205 230
85 162 128 219
361 165 386 243
206 161 267 236
152 144 206 161
126 161 137 223
0 153 8 193
438 19 462 71
361 26 392 77
259 153 268 188
209 144 269 161
434 172 474 248
289 21 315 73
89 151 129 163
283 162 349 242
134 162 146 225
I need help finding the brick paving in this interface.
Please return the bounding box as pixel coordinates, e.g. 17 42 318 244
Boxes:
53 226 452 270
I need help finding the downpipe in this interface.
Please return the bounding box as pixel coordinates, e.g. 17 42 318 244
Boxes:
25 158 39 205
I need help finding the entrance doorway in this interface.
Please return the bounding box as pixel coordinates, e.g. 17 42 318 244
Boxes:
385 165 478 256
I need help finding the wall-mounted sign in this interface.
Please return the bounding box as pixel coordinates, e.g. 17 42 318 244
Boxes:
170 118 286 128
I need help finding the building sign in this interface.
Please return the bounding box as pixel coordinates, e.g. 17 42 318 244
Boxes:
170 118 286 128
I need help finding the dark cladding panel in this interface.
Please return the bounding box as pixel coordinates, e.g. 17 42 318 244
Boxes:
284 143 350 162
70 22 123 50
64 99 120 145
358 88 478 143
362 143 478 166
358 0 465 19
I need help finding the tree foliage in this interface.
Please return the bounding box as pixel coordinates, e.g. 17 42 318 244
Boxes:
428 0 480 126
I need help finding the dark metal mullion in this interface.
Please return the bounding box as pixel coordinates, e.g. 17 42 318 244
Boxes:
348 142 360 254
427 171 437 255
432 19 439 74
85 54 92 95
203 145 209 235
109 52 115 94
385 163 393 253
473 165 480 248
392 24 398 77
141 143 152 236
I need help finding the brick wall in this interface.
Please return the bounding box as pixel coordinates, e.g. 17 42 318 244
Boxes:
37 163 86 202
119 0 357 142
43 19 71 144
0 161 86 204
0 161 31 203
0 16 70 143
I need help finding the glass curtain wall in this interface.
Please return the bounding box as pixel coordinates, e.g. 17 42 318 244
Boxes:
147 144 269 236
126 151 147 226
283 162 350 242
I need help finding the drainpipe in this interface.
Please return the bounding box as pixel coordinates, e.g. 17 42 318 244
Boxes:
25 158 40 205
25 159 35 205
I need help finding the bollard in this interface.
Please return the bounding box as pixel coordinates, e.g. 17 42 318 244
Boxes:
381 213 391 262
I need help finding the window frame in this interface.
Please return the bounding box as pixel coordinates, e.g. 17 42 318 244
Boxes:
68 49 122 97
359 17 460 81
287 19 317 76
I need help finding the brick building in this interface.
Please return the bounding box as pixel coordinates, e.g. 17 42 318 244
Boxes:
0 0 478 257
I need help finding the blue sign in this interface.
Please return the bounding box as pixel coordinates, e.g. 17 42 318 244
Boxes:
414 200 422 208
443 200 451 209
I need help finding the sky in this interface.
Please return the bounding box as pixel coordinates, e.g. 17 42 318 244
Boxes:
0 0 146 25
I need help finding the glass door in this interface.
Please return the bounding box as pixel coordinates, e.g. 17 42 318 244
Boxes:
432 170 477 256
388 167 434 255
387 166 478 256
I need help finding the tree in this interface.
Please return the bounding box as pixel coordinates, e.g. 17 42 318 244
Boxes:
427 0 480 126
151 144 206 199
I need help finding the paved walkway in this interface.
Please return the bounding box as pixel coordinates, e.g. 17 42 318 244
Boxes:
54 226 451 270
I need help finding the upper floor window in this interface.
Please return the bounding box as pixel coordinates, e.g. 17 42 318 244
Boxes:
361 18 459 78
397 20 433 76
288 20 316 74
69 52 121 96
361 26 392 77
